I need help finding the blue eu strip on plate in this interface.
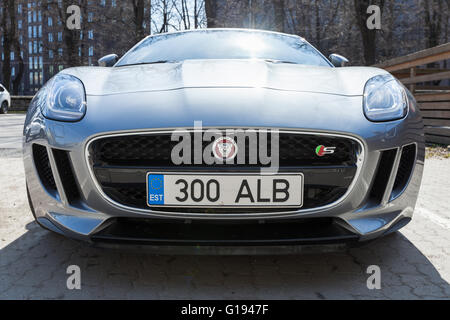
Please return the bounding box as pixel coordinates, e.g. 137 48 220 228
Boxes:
147 174 164 205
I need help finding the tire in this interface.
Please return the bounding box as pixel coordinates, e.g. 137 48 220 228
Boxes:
0 101 8 114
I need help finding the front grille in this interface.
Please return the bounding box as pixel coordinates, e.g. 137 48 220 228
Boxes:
33 144 57 192
101 184 348 212
391 144 416 199
88 131 360 213
90 132 357 167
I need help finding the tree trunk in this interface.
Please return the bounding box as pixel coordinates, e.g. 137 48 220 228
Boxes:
314 1 321 50
133 0 146 42
58 0 80 67
273 0 285 33
204 0 219 28
353 0 385 65
7 0 24 94
1 0 13 91
12 38 24 95
194 0 198 29
423 0 443 48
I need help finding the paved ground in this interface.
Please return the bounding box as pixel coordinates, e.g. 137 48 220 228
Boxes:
0 114 23 150
1 114 449 299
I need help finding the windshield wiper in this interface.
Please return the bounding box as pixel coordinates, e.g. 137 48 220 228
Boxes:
116 60 176 67
263 59 297 64
118 59 296 67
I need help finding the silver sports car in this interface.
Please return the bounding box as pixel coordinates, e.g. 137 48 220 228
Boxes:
24 29 424 253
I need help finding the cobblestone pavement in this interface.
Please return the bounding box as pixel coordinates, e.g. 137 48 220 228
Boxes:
1 116 449 299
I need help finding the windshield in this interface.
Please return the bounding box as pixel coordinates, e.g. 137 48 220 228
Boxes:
116 29 332 67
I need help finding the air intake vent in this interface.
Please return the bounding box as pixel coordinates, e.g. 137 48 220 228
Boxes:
367 149 397 206
391 144 416 200
91 217 359 245
53 149 81 205
33 144 57 192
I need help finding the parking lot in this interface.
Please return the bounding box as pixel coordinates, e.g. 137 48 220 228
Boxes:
1 114 449 299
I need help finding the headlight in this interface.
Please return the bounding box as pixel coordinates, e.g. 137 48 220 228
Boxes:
42 74 86 122
363 74 408 121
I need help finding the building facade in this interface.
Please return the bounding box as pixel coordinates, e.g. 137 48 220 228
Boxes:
0 0 150 95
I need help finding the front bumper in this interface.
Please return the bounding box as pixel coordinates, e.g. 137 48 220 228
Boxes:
23 88 425 247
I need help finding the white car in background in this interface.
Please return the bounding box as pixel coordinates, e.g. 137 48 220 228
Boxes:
0 84 11 114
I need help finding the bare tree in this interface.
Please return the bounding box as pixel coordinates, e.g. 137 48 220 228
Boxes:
43 0 87 67
96 1 150 55
312 0 343 52
172 0 205 30
173 0 190 29
131 0 148 42
0 0 24 94
204 0 219 28
193 0 205 28
151 0 176 32
11 34 24 94
423 0 447 48
272 0 285 32
1 1 12 91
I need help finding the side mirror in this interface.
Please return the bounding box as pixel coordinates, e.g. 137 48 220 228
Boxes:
329 54 349 67
98 54 118 67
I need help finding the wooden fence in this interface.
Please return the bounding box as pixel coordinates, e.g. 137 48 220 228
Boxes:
375 42 450 145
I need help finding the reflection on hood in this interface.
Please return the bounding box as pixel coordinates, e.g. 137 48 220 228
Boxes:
63 59 388 96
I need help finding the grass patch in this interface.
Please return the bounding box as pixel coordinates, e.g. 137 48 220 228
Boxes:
8 110 27 114
426 144 450 159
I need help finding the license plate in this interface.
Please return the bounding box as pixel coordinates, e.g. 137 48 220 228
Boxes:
147 173 303 208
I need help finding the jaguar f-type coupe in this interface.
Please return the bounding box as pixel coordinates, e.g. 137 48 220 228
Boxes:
24 29 424 253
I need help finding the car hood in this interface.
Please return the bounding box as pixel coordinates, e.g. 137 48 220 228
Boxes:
63 59 389 96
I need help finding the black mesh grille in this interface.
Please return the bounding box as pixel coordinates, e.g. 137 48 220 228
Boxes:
33 144 57 191
89 132 359 212
391 144 416 198
53 149 81 205
90 132 357 167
